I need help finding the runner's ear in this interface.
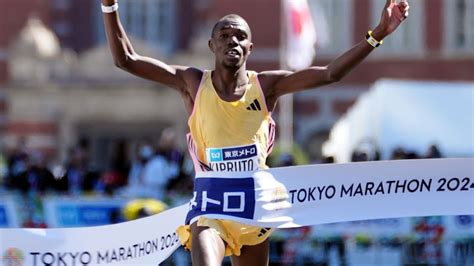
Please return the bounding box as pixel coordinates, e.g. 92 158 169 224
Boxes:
209 39 214 53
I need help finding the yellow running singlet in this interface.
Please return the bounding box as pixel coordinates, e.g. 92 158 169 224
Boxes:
178 70 276 256
187 70 275 172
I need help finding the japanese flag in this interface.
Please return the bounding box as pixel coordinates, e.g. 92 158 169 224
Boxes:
283 0 317 70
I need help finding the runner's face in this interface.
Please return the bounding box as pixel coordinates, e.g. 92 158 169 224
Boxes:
210 19 253 69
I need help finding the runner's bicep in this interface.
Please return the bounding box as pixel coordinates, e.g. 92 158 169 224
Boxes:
272 67 332 97
118 54 190 91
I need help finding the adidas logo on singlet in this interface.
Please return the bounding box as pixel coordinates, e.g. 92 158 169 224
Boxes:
246 99 261 111
258 227 271 237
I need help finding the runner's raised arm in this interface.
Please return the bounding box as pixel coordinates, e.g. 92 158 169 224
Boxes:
259 0 410 109
101 0 201 113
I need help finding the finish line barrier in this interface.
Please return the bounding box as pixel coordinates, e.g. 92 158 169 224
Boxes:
1 158 473 265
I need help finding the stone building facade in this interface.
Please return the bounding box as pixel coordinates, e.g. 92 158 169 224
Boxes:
0 0 473 164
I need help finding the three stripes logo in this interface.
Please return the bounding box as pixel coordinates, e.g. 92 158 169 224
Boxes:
258 227 272 237
246 99 261 111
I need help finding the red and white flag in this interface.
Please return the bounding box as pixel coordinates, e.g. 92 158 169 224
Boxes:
283 0 317 70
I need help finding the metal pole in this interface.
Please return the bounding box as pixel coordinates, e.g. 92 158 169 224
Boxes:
279 0 294 154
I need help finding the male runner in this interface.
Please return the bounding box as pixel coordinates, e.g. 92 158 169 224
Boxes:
101 0 409 265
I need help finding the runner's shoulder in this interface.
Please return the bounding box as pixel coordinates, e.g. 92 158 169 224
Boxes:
177 66 204 95
257 70 292 91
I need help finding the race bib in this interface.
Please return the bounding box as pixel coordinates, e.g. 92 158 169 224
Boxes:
206 144 259 172
185 177 256 224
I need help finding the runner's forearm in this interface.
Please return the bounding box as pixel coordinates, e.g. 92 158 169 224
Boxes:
326 25 388 82
101 0 135 67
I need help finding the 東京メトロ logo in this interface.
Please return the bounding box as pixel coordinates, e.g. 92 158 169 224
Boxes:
2 248 25 266
185 177 256 224
206 144 259 172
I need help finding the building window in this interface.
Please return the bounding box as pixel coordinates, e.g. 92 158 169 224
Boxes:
96 0 176 55
308 0 354 57
371 0 425 57
444 0 474 53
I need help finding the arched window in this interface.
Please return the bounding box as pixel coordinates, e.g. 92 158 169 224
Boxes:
444 0 474 54
96 0 176 55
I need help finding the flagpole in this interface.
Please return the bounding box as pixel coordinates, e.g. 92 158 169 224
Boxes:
279 0 294 155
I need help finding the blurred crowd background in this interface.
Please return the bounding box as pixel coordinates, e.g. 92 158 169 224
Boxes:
0 0 473 265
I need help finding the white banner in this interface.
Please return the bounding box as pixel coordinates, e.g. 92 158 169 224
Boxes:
187 158 474 227
1 158 473 265
0 204 188 266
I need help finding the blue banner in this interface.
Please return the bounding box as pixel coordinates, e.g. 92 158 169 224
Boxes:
43 197 127 227
56 205 121 227
185 177 255 224
0 207 8 227
0 198 18 228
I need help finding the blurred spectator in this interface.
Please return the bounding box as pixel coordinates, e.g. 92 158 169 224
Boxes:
132 141 175 200
141 155 171 200
0 149 7 187
98 139 130 194
390 147 407 160
54 145 99 195
278 153 295 167
404 151 419 159
122 142 154 197
157 127 184 180
425 144 442 158
281 227 311 264
20 193 48 228
390 147 420 160
14 151 56 194
351 151 369 162
321 156 335 164
351 141 381 162
5 137 30 189
411 217 445 264
157 128 194 198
